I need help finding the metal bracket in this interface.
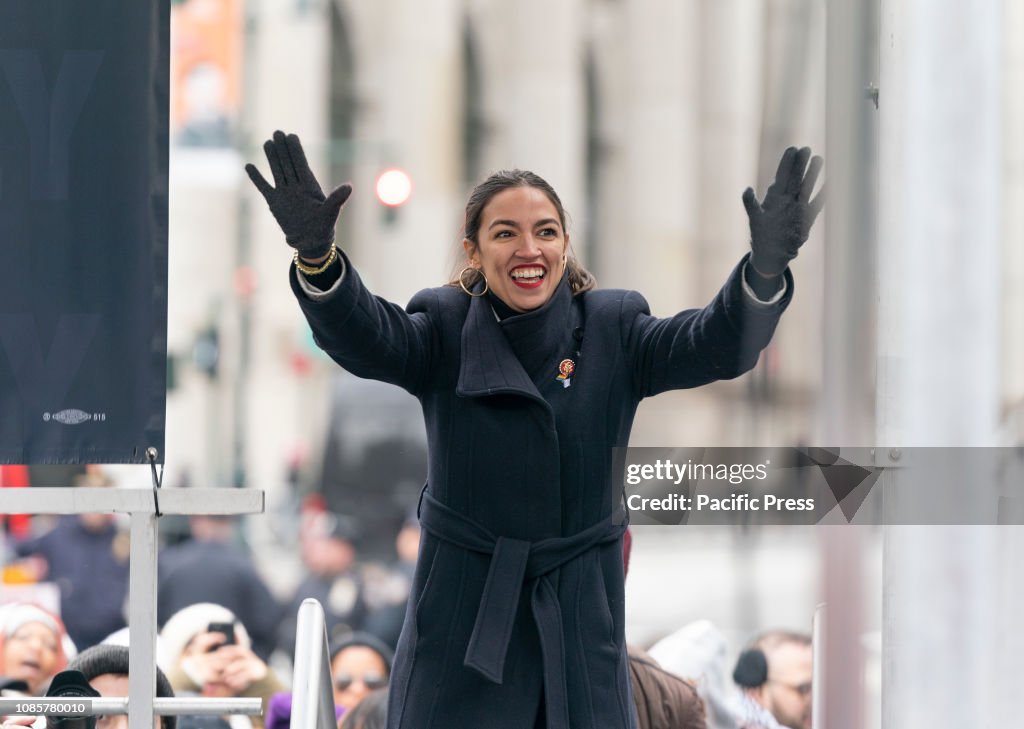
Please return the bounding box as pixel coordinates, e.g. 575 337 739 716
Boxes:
865 82 879 109
146 446 163 517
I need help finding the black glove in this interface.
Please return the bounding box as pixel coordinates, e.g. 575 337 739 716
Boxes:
742 146 825 278
245 130 353 261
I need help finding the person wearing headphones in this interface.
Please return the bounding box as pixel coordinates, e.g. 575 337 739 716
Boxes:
732 630 812 729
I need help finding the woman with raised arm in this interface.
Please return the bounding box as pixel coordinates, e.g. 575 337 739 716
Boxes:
246 132 824 729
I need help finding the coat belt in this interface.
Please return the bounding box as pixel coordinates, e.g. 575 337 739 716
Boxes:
419 490 627 729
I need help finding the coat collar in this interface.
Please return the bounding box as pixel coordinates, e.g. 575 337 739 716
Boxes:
456 275 573 407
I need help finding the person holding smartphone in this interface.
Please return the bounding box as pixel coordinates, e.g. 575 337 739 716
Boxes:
160 604 285 729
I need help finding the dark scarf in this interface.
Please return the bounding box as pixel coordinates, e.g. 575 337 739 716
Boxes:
489 274 576 382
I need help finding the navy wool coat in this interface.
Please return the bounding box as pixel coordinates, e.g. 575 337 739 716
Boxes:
290 252 793 729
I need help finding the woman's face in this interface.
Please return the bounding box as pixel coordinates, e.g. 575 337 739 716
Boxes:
3 622 60 693
331 646 388 711
464 186 568 313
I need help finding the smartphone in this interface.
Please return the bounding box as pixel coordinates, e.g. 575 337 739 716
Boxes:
206 622 236 651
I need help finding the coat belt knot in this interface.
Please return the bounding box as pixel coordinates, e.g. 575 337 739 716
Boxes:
419 490 627 729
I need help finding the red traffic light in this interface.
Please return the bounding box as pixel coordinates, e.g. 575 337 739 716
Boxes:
375 168 412 207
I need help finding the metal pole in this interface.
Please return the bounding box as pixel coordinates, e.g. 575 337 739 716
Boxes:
878 1 1003 728
291 599 335 729
128 512 158 729
0 698 262 716
822 0 877 446
819 526 863 729
820 0 880 725
811 603 826 728
0 487 263 514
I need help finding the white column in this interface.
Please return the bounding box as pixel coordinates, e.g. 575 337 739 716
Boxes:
995 4 1024 725
610 1 700 314
348 0 462 304
878 2 1003 729
696 0 767 285
1003 0 1024 441
819 0 881 726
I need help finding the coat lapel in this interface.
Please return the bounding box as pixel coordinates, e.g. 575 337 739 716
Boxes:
498 278 575 383
456 276 574 412
456 287 547 406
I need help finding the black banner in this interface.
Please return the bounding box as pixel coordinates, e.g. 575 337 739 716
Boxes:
0 1 169 463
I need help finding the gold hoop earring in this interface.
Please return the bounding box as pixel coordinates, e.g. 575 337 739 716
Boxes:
458 266 488 296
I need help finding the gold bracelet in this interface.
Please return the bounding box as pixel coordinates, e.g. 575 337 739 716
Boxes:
294 247 338 276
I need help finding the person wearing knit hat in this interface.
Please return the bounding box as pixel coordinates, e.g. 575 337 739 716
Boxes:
159 603 284 729
329 632 392 713
261 632 394 729
158 604 251 672
68 644 176 729
0 603 75 695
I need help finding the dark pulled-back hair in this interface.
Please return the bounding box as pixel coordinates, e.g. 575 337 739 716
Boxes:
450 169 596 295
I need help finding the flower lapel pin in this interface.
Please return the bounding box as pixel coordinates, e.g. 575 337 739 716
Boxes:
556 358 575 388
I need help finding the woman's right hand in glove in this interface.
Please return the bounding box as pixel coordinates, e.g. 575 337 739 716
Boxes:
245 130 353 262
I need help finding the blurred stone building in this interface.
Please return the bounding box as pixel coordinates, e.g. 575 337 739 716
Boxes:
166 0 840 497
161 3 1024 725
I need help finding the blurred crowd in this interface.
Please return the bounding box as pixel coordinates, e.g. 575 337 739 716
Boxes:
0 466 813 729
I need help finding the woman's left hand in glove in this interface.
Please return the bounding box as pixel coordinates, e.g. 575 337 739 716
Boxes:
742 146 825 278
